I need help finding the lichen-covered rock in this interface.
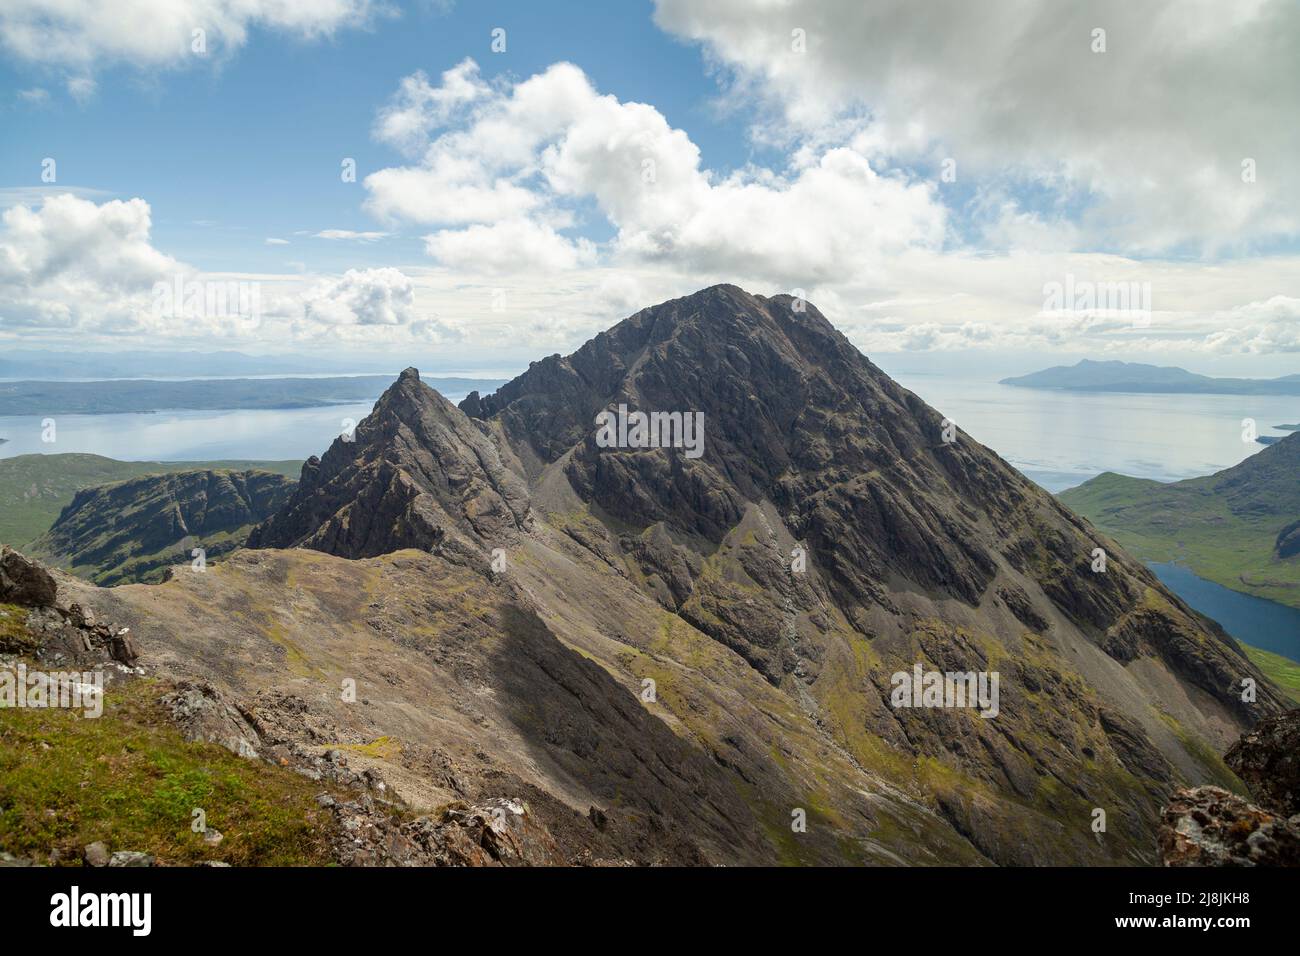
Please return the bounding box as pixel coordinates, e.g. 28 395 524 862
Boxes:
1158 786 1300 866
83 841 110 867
108 851 155 867
159 679 262 758
438 798 566 867
1225 709 1300 816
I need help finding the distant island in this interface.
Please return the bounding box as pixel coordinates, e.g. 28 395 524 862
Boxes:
0 375 505 416
1000 359 1300 394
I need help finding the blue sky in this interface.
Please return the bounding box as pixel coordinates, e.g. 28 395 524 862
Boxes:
1 0 1297 376
1 1 764 273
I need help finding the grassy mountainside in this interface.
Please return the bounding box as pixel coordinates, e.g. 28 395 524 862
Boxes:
1060 435 1300 611
1243 646 1300 703
0 683 339 866
0 454 301 550
1060 438 1300 699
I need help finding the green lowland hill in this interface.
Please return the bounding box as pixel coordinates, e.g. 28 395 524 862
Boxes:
0 454 301 550
1060 433 1300 611
29 469 298 586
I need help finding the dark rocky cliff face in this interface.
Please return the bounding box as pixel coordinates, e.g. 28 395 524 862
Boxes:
234 284 1285 864
32 469 295 585
463 285 1277 710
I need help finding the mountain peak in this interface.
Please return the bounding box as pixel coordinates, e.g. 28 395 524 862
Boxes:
676 282 758 308
248 370 530 560
234 284 1284 865
460 284 858 460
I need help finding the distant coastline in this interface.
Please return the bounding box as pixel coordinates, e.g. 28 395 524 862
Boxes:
0 375 506 416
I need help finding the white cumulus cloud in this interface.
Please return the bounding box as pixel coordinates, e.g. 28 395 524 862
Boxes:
0 195 457 346
652 0 1300 254
300 266 432 327
366 59 946 283
1202 296 1300 353
0 0 387 73
424 219 597 274
0 193 180 331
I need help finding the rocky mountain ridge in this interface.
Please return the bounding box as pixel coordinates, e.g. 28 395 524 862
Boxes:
10 285 1288 866
238 284 1286 862
247 368 530 564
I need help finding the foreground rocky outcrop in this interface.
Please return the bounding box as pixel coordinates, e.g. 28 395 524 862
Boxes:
153 673 730 866
0 545 137 667
1158 787 1300 866
1225 710 1300 817
322 795 570 867
31 469 295 585
1160 710 1300 866
0 544 57 607
2 599 627 868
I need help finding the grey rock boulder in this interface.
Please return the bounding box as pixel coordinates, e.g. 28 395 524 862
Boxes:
83 841 111 867
0 546 57 607
108 851 154 867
